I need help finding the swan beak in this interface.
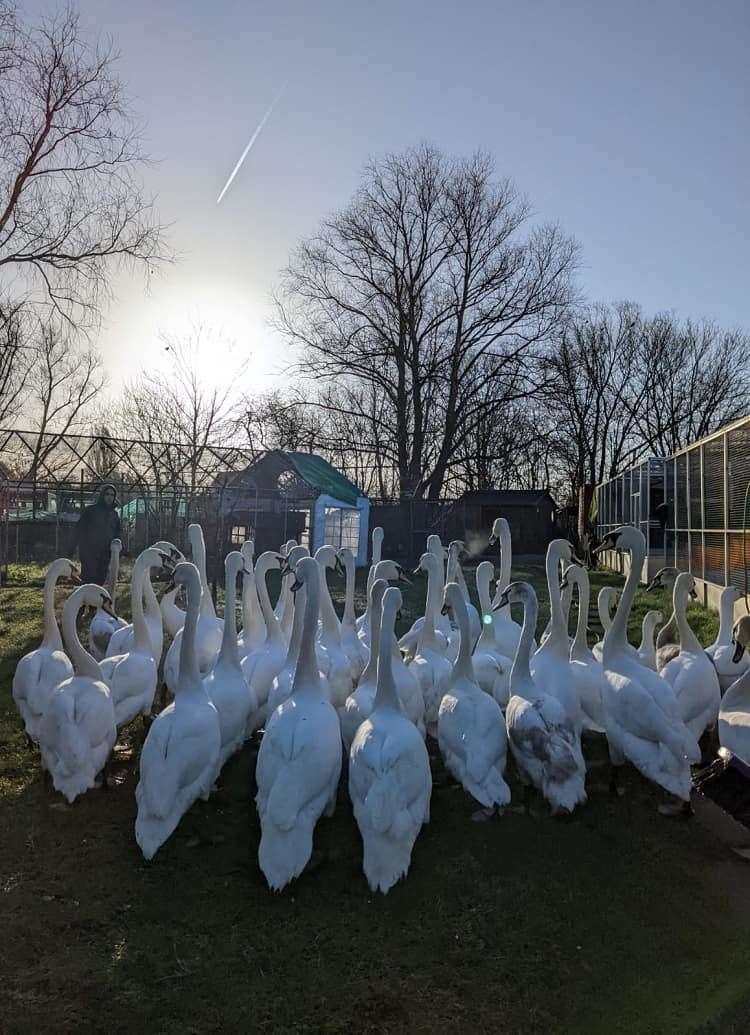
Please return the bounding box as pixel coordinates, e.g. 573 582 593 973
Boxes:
69 568 81 585
290 577 303 593
411 566 422 577
732 640 746 664
593 535 617 556
488 533 498 546
493 591 510 611
440 603 450 617
646 579 659 592
572 553 585 566
101 599 117 618
690 588 698 599
397 569 412 586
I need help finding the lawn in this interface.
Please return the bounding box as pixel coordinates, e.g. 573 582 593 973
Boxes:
1 559 750 1034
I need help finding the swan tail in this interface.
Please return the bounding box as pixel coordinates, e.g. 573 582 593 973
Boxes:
258 820 315 892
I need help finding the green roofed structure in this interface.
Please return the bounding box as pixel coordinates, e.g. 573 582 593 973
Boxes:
215 449 370 565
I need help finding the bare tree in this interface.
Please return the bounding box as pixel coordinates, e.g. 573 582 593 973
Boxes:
276 145 578 499
633 315 750 455
0 299 30 425
0 2 168 324
21 319 106 495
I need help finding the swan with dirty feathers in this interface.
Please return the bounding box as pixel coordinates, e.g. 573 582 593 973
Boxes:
135 562 221 860
495 580 587 814
595 528 700 810
437 583 511 819
12 558 78 744
349 585 432 893
38 584 117 803
255 556 342 892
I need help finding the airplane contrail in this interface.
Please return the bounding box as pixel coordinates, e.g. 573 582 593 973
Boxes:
216 85 286 205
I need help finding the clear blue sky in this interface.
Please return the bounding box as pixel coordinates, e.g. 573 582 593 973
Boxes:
26 0 750 392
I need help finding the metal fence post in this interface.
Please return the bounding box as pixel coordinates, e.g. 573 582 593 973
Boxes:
723 430 730 587
700 445 706 584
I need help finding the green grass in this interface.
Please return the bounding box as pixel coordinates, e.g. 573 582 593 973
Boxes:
1 561 749 1034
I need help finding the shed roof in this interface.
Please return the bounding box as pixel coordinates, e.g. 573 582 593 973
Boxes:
242 450 364 506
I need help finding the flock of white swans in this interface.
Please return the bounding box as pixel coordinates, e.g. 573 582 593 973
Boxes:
11 518 750 894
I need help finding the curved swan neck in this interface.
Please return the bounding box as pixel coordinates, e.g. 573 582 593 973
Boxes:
130 553 154 651
284 583 306 665
715 589 738 648
178 567 204 695
598 589 614 631
656 611 678 648
189 524 215 619
315 553 341 640
42 560 68 651
62 590 103 680
510 588 537 696
674 580 703 653
374 594 401 712
417 557 441 651
722 667 750 711
292 561 322 696
605 533 645 654
571 569 590 654
105 543 120 602
448 584 474 681
491 520 513 613
255 553 283 644
341 551 356 625
361 584 385 683
546 543 567 639
476 563 496 647
371 528 383 566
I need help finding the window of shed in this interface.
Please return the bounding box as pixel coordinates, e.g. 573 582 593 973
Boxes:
324 507 359 553
231 525 246 545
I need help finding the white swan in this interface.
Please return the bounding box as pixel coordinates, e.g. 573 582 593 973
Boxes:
203 551 257 775
341 578 388 751
718 617 750 764
560 563 606 734
471 560 512 709
237 540 267 662
241 550 287 728
355 526 384 638
338 546 368 682
399 534 451 660
38 584 117 803
349 585 431 893
108 540 182 662
12 558 77 744
273 539 299 643
647 567 681 671
495 581 587 814
595 527 700 807
407 551 452 736
357 559 410 650
437 583 511 817
659 572 721 742
89 539 127 661
530 539 581 730
163 524 223 692
256 555 343 891
313 545 355 711
99 548 170 728
446 540 481 648
636 610 663 672
135 562 221 860
488 517 524 658
266 546 325 714
707 586 750 691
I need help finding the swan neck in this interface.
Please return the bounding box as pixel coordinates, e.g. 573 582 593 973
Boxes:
131 555 152 651
545 545 568 645
374 599 401 712
510 593 537 695
62 592 103 680
220 563 240 667
450 590 475 681
284 584 306 665
256 556 282 643
717 590 736 647
498 522 512 592
178 573 204 694
572 573 590 652
190 526 216 619
675 584 703 652
292 570 322 696
606 538 644 651
361 592 383 683
343 554 356 624
317 563 341 639
105 546 119 603
42 562 65 651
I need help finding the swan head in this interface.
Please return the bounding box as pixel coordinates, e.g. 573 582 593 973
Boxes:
493 579 536 612
224 550 245 581
674 571 698 603
488 517 509 545
290 555 320 593
240 540 255 566
441 581 464 618
152 541 184 564
560 563 584 592
282 545 309 578
369 577 388 611
50 558 81 585
414 551 441 579
187 524 206 556
337 547 355 571
167 561 202 608
594 524 646 557
110 538 123 556
644 609 663 629
382 585 403 622
372 526 384 545
731 616 750 664
140 546 176 578
373 559 411 585
315 544 339 572
427 534 448 560
74 583 115 616
646 565 680 593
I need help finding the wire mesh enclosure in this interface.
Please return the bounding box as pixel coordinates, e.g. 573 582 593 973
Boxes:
595 415 750 593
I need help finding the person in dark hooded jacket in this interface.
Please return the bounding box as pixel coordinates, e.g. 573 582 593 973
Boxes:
75 483 122 585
